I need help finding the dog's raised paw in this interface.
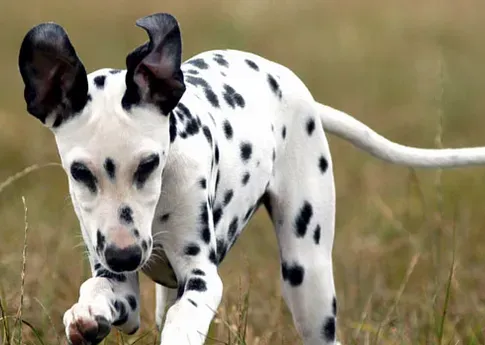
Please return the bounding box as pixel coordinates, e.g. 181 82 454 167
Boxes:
64 303 112 345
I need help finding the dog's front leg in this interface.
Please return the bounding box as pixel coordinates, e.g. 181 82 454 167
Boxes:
157 198 223 345
63 264 140 345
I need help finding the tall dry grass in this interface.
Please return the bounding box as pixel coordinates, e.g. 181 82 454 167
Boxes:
2 0 485 344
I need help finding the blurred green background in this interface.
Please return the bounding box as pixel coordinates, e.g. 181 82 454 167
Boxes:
2 1 485 344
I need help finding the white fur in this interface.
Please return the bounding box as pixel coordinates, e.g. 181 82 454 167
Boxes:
47 50 485 345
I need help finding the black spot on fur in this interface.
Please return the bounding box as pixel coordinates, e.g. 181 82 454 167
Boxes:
94 75 106 88
199 203 211 244
307 118 316 136
295 201 313 237
134 154 160 189
186 69 199 75
169 112 177 143
215 170 221 193
185 76 219 107
96 268 127 282
313 224 321 245
184 244 201 256
188 299 198 307
96 230 106 252
319 156 328 173
228 217 239 239
267 74 282 98
205 88 219 107
192 269 205 276
160 213 170 222
241 172 250 185
188 58 209 69
215 145 220 164
133 229 139 238
223 190 234 206
104 158 116 179
109 69 122 74
184 118 200 136
177 280 185 299
213 53 229 67
321 317 336 342
202 227 211 244
199 178 207 189
126 295 137 311
199 203 209 226
202 126 213 145
244 206 255 222
240 142 252 162
272 149 276 162
185 75 209 88
70 162 97 193
216 238 227 263
213 207 223 227
222 84 245 108
332 297 337 316
186 278 207 292
177 102 193 120
209 248 218 264
119 206 133 224
245 59 259 71
223 120 233 139
112 301 128 326
94 263 101 270
141 240 148 251
281 262 305 286
282 126 287 139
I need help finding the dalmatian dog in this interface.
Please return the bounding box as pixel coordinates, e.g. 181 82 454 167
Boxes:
17 13 485 345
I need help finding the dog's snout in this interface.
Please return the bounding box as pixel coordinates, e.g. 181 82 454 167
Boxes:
105 245 142 272
107 226 136 249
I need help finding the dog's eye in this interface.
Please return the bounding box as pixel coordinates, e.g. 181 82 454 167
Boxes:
70 162 97 193
134 154 160 188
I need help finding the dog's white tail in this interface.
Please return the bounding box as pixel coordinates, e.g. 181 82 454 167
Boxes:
316 102 485 168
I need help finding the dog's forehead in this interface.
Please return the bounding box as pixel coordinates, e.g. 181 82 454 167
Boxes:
54 68 168 163
87 68 126 105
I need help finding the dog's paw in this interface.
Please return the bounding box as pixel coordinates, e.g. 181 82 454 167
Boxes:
63 302 112 345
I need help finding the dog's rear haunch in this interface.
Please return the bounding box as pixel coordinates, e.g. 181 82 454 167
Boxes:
18 12 485 345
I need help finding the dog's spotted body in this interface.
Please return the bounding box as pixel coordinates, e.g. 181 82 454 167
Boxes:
18 13 485 345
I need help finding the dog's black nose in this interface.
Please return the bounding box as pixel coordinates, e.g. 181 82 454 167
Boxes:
104 245 142 272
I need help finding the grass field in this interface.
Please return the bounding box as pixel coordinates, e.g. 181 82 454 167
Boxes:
2 0 485 344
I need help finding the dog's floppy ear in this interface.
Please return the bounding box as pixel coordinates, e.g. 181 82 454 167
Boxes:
122 13 186 115
18 23 89 127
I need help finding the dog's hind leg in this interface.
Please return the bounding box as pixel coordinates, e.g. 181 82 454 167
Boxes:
265 101 339 345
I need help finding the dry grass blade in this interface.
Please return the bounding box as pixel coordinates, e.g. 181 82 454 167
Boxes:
129 327 158 345
374 253 421 344
0 163 61 195
437 216 456 345
13 196 29 345
19 319 45 345
0 297 11 345
33 297 62 345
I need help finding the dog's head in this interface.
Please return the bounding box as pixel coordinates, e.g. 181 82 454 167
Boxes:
18 13 186 273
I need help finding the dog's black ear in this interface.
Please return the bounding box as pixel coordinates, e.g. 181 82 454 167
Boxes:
122 13 186 115
18 23 89 127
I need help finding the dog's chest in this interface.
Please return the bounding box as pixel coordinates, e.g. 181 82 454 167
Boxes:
142 245 178 288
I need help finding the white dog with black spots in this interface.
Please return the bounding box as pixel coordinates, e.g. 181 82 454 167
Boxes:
17 13 485 345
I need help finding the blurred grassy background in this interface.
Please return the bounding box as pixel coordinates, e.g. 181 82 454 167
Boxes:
2 0 485 344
